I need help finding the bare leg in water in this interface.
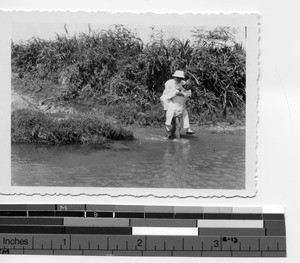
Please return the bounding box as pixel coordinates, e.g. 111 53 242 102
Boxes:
166 115 182 139
174 116 181 139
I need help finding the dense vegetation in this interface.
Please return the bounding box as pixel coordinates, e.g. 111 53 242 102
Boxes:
11 109 133 145
11 25 246 144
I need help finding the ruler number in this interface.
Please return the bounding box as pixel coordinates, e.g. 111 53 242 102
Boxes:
63 238 67 246
94 212 98 217
222 237 238 243
214 240 219 248
137 239 143 247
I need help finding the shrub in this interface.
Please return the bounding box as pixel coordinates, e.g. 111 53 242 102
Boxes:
11 25 246 127
103 103 139 125
11 109 133 145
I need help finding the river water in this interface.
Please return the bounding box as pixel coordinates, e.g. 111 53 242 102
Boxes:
11 128 245 189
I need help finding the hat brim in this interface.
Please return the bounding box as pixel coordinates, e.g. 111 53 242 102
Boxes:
172 74 185 79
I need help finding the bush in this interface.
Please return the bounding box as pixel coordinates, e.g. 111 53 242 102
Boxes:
12 73 61 103
11 25 246 127
103 103 139 125
11 109 133 145
137 107 165 127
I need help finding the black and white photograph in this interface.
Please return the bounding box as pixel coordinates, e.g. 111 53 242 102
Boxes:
2 0 300 262
2 12 258 196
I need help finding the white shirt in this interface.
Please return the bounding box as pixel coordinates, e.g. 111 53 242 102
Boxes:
160 79 186 110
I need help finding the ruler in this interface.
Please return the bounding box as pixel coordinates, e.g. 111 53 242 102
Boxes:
0 204 286 257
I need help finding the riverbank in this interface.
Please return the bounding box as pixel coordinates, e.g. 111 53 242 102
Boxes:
11 71 245 145
11 25 246 145
11 81 244 145
11 87 134 145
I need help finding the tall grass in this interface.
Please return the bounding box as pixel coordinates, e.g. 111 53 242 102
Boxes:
12 25 246 126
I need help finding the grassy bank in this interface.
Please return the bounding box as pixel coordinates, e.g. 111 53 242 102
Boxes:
12 72 245 128
11 108 133 145
11 25 246 144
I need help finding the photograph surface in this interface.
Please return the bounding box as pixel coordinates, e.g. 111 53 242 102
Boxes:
1 12 258 197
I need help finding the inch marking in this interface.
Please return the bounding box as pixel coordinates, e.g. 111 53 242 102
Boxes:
220 236 222 251
0 224 287 257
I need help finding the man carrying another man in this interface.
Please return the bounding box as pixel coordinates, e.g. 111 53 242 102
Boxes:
160 70 195 138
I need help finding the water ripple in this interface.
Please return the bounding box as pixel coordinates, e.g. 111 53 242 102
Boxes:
11 128 245 189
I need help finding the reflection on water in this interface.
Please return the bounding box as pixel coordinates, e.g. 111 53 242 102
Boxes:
11 128 245 189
